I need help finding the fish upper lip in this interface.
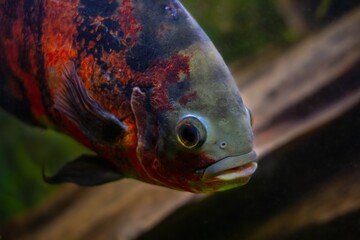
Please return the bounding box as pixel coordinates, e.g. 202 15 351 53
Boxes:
199 150 257 179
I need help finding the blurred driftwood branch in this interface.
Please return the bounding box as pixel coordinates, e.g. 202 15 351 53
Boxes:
2 5 360 240
277 0 359 36
247 166 360 240
239 5 360 156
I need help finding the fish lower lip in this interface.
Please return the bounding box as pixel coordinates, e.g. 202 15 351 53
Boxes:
200 151 257 179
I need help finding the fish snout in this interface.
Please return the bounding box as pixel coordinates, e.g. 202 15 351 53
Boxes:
198 151 257 181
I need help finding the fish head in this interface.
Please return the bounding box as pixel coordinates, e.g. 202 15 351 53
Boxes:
125 0 257 193
148 45 256 193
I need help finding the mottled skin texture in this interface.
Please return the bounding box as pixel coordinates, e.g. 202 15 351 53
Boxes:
0 0 255 192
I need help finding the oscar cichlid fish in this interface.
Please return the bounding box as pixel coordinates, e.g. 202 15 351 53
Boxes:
0 0 257 193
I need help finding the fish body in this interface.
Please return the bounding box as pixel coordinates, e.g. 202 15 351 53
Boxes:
0 0 256 193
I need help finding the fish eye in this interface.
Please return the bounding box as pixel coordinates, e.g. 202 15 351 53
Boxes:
176 116 207 149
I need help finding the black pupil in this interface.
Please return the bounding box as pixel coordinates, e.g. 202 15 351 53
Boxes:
180 123 199 146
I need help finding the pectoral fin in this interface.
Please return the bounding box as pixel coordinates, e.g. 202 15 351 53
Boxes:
55 63 127 144
43 155 123 186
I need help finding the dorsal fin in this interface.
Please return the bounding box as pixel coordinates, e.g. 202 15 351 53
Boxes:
55 63 127 144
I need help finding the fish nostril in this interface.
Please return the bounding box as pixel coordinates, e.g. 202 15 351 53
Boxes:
219 141 227 149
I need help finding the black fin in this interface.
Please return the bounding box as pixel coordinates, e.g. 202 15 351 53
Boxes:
43 155 123 186
55 63 127 144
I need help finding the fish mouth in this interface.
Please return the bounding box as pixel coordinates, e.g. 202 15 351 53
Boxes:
199 150 257 181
